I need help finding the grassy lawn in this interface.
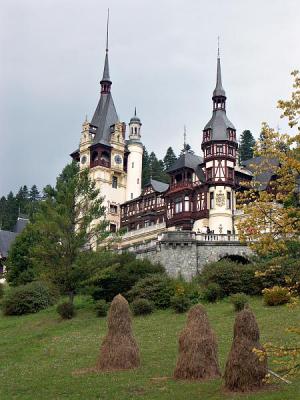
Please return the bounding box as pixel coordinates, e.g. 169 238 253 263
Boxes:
0 297 299 400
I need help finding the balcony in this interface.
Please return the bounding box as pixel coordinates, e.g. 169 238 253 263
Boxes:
90 159 110 169
167 180 201 194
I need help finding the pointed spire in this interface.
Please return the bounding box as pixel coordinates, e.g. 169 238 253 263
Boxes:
213 38 226 98
134 106 137 117
100 9 112 93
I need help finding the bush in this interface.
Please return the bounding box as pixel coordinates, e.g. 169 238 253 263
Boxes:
90 255 164 302
131 298 154 316
263 286 291 306
199 260 258 296
127 274 175 309
57 302 75 319
95 299 108 317
170 295 191 313
229 293 249 312
202 283 222 303
2 281 56 316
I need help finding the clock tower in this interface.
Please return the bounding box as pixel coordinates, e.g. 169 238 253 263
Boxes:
72 21 128 234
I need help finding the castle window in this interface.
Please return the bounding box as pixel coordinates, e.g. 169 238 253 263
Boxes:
132 162 134 168
110 204 118 214
207 168 212 180
210 192 214 209
206 147 211 156
91 151 99 162
228 168 234 180
228 146 234 156
110 223 117 233
112 176 118 189
175 198 183 213
137 178 139 184
131 193 133 200
227 192 231 209
134 127 137 134
184 196 190 212
216 145 223 155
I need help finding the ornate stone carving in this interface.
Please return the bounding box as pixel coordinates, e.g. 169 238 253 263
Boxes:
216 191 225 207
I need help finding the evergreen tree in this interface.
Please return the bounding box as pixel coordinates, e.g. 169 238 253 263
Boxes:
142 147 151 187
0 196 6 229
31 162 108 303
29 185 40 202
16 186 29 215
163 147 177 170
239 130 256 161
2 192 18 231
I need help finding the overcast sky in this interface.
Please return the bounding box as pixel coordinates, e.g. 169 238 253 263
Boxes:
0 0 299 195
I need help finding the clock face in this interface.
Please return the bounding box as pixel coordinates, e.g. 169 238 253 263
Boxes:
81 155 87 164
114 154 122 165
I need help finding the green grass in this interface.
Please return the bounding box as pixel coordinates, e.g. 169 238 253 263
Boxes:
0 297 299 400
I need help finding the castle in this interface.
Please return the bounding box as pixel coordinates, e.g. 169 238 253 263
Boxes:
70 30 265 265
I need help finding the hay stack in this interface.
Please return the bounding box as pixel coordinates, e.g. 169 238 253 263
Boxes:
174 304 221 380
96 294 140 371
224 308 267 391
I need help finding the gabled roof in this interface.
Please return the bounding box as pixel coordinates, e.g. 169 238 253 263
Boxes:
241 156 279 190
0 230 17 258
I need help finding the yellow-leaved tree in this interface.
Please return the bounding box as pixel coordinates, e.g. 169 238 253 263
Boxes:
238 70 300 378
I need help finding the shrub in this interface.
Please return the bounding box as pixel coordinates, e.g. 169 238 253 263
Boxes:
171 295 191 313
229 293 249 312
127 274 175 309
263 286 291 306
57 302 75 319
131 298 154 316
2 281 56 316
199 260 257 296
95 300 108 317
90 256 164 302
202 283 222 303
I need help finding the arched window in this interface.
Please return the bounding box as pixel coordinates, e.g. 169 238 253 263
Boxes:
100 151 110 163
91 151 98 162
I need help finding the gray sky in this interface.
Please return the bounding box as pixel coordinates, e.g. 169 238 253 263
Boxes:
1 0 299 195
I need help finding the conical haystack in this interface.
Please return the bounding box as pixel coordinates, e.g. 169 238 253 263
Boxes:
174 304 221 380
96 294 140 371
224 308 268 391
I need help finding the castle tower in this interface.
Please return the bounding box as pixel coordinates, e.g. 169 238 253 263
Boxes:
126 108 143 201
201 50 238 234
71 13 127 235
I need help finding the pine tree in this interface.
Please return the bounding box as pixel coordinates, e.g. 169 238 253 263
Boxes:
239 130 256 161
31 162 108 302
2 192 18 231
142 147 151 187
163 147 177 170
0 196 6 229
29 185 40 202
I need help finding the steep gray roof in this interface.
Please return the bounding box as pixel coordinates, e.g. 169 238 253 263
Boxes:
101 52 111 82
0 230 17 258
167 152 205 182
242 156 279 190
213 57 226 98
90 92 119 145
204 110 235 140
14 217 29 234
149 179 169 193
